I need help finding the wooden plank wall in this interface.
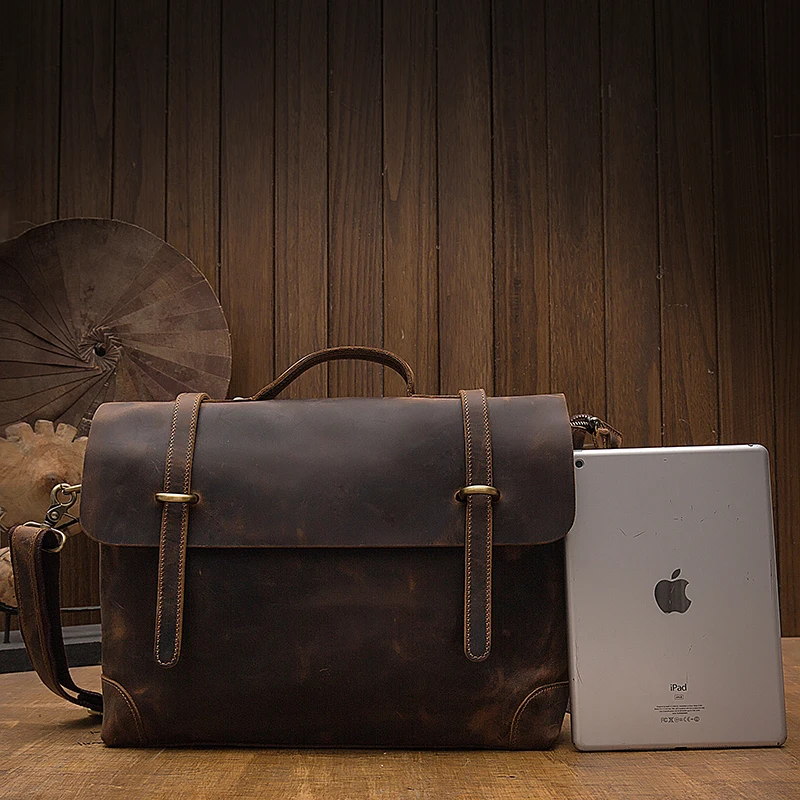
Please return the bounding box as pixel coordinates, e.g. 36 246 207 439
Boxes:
1 0 798 635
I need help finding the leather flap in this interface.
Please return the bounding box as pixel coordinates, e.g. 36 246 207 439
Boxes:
81 394 575 548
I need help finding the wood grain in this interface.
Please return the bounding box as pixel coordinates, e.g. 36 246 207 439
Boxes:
220 0 275 398
601 0 660 446
437 0 493 394
547 1 606 417
274 0 328 400
492 0 549 398
766 0 800 636
56 0 115 624
4 1 800 634
656 0 718 447
0 1 15 241
58 0 114 218
113 0 167 236
710 2 774 453
1 639 798 799
327 0 383 397
0 3 15 240
382 0 438 397
1 0 62 238
166 0 221 290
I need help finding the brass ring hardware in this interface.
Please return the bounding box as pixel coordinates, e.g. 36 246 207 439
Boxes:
42 529 67 553
456 484 500 502
155 492 200 504
53 483 82 497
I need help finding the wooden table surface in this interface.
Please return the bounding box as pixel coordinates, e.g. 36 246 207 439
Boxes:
1 641 798 800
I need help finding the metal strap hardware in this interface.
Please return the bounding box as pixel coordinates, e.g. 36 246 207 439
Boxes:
43 483 82 529
156 492 200 504
41 529 67 554
456 485 500 501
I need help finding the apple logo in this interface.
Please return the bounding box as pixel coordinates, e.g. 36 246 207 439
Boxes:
654 569 692 614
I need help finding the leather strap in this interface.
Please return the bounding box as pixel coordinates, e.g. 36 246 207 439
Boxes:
459 389 494 663
155 392 207 667
9 524 103 713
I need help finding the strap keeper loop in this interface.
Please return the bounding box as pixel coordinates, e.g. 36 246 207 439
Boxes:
456 485 500 502
155 492 199 504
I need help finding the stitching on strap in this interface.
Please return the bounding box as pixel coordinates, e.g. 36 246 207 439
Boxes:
460 391 475 659
154 395 184 664
155 393 206 667
480 390 492 658
461 389 492 662
172 391 205 663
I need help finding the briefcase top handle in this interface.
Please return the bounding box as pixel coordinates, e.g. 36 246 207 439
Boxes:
249 346 416 400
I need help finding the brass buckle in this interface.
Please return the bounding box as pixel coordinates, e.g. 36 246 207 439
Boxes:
456 484 500 502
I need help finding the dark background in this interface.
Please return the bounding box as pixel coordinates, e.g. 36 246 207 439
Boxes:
1 1 798 633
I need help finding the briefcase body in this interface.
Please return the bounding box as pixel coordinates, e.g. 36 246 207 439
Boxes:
13 348 576 749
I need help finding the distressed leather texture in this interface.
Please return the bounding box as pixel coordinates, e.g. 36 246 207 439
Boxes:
9 525 103 713
51 350 578 749
80 395 574 549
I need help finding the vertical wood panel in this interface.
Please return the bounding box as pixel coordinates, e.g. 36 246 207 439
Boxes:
220 1 275 398
3 2 61 238
709 5 774 448
656 0 717 447
0 2 62 622
0 2 14 240
602 0 660 446
437 0 493 394
767 0 800 635
383 0 438 397
58 0 115 624
492 0 549 397
274 0 328 399
328 0 383 397
59 0 114 217
167 0 220 289
113 0 167 236
547 1 605 416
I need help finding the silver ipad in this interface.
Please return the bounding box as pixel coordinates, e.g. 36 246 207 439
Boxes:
566 445 786 750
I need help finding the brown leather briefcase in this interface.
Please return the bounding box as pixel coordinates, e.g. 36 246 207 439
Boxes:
12 346 580 749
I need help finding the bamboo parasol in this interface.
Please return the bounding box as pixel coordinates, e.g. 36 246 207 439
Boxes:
0 218 231 432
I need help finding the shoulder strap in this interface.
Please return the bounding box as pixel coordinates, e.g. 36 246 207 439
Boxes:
9 524 103 714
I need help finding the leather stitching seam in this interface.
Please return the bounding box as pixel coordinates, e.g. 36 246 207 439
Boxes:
102 676 147 745
155 396 183 663
172 391 205 664
460 390 475 660
155 393 206 667
509 681 569 747
480 390 492 660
